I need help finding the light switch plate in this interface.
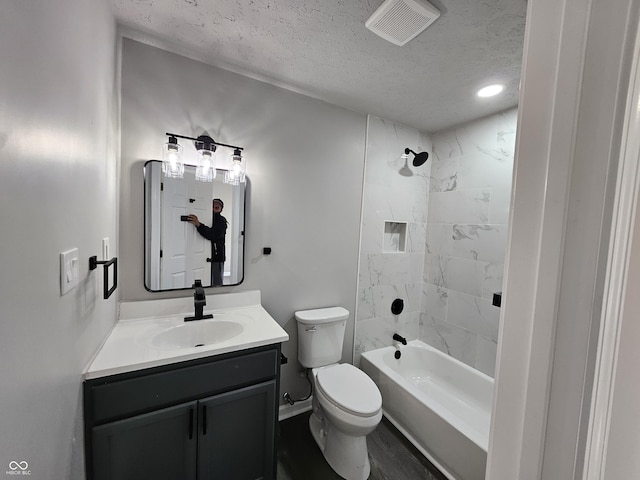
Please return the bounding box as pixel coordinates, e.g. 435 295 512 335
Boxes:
60 248 80 295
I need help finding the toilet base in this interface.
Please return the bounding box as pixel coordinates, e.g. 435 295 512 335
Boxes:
309 411 371 480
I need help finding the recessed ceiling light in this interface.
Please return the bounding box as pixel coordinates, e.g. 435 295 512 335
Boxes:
477 84 505 98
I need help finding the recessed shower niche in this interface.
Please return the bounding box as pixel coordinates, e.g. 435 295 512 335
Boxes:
382 221 407 253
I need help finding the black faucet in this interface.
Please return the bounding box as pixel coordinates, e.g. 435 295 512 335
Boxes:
184 280 214 322
393 333 407 345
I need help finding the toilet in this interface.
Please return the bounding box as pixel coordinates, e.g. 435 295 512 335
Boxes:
295 307 382 480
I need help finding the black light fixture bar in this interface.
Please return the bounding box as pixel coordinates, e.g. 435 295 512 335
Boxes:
165 132 243 151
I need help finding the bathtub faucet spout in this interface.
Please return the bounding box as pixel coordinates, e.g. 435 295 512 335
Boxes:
393 333 407 345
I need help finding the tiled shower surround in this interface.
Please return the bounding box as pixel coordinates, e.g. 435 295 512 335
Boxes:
356 116 431 364
356 109 517 377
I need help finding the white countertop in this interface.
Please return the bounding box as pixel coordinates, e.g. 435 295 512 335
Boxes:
85 290 289 379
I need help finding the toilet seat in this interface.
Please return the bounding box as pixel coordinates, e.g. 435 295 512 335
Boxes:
316 364 382 417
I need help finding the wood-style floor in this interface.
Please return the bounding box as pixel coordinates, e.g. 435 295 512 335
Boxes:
277 411 447 480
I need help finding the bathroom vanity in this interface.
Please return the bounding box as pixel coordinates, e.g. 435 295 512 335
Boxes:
83 291 288 480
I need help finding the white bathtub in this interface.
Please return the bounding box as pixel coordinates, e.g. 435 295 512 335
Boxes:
360 340 494 480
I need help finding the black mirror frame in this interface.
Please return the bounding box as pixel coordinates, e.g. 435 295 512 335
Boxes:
143 159 247 292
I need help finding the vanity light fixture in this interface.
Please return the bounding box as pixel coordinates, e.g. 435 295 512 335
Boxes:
163 132 245 183
476 84 505 98
162 135 184 178
225 148 246 186
194 135 217 182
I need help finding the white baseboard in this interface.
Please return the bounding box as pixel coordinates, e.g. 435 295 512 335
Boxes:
278 397 313 421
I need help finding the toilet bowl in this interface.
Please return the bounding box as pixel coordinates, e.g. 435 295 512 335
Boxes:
309 364 382 480
295 307 383 480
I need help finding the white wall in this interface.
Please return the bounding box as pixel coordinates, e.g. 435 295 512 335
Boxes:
0 2 118 478
118 38 366 402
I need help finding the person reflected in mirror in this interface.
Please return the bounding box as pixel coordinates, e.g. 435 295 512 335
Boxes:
187 198 228 286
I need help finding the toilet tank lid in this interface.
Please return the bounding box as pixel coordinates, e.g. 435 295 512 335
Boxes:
294 307 349 324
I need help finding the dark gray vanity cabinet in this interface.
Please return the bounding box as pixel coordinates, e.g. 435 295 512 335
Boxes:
84 344 281 480
92 401 198 480
198 381 276 479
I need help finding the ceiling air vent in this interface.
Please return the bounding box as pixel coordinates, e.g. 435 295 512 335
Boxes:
365 0 441 46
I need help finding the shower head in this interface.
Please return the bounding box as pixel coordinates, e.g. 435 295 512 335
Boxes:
404 148 429 167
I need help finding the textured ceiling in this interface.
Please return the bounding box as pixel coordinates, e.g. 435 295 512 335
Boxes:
111 0 527 133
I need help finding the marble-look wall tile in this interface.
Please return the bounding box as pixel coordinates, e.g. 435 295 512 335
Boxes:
354 313 420 365
357 116 431 354
446 290 500 341
365 116 432 189
360 217 384 255
420 108 517 377
357 284 375 321
360 184 411 225
432 109 517 162
421 283 448 320
426 255 485 297
359 262 424 323
360 183 429 255
488 187 512 224
445 258 486 296
482 263 504 301
359 253 423 287
355 317 394 365
362 183 396 221
406 222 427 254
367 282 423 318
429 155 458 193
428 189 491 224
424 253 442 286
362 183 428 223
419 313 478 368
425 223 452 256
407 253 426 284
431 129 464 160
395 311 420 340
457 152 513 190
475 335 498 377
450 224 508 263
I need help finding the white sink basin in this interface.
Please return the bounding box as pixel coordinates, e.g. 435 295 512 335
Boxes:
151 318 244 349
85 291 291 379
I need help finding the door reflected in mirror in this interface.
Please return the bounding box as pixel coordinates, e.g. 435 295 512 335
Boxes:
144 160 246 291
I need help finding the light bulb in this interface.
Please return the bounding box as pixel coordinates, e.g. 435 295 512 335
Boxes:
162 138 184 178
224 149 245 185
195 149 216 182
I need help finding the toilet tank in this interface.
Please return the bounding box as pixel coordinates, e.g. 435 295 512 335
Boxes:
295 307 349 368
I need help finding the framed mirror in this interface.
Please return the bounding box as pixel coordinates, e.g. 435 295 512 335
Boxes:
144 160 246 291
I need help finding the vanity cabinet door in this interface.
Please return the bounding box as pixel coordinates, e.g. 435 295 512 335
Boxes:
92 401 197 480
197 380 277 480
